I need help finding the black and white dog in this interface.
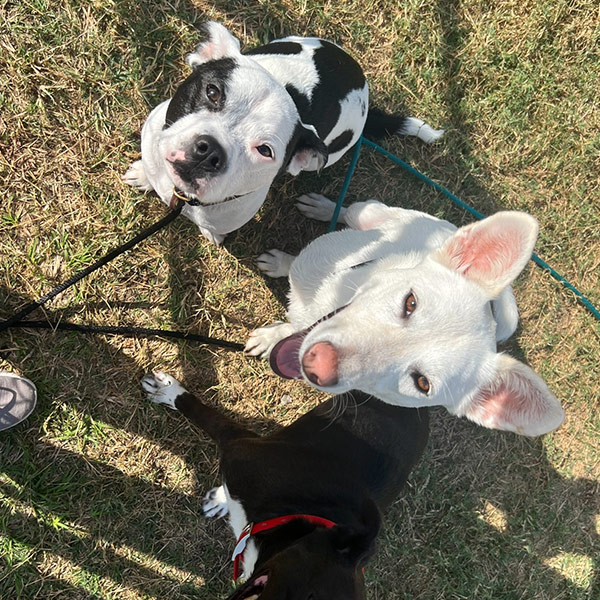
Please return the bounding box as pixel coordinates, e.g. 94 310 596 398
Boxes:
124 22 443 244
141 372 429 599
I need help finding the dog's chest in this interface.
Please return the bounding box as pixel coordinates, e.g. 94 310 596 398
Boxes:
224 483 259 579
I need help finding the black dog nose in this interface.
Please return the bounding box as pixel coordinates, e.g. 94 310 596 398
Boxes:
190 135 226 173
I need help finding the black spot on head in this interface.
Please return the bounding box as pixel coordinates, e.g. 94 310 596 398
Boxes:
165 57 236 127
245 41 303 56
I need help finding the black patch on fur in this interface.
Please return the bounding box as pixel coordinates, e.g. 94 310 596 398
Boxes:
246 41 303 56
247 39 366 143
363 107 408 140
327 129 353 155
165 57 236 126
285 84 310 120
303 41 365 140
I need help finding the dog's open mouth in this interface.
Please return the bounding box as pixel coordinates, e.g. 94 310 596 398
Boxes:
269 305 348 381
232 573 269 599
269 331 305 379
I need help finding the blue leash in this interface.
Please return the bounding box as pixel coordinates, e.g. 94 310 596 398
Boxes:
329 136 600 322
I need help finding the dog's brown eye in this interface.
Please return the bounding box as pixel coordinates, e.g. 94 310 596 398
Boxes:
412 373 430 394
404 292 417 316
206 84 221 103
257 144 273 158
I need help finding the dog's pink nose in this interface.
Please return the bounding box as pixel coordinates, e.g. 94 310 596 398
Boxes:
302 342 339 387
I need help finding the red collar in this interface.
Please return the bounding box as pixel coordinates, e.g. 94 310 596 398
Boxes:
232 514 337 582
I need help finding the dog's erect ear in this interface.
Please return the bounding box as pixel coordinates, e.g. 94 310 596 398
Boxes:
330 499 381 566
187 22 241 67
455 354 564 436
433 212 539 297
286 124 328 176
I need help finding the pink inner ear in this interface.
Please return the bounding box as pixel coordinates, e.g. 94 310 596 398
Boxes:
445 228 523 281
464 356 564 436
198 44 216 61
470 382 526 430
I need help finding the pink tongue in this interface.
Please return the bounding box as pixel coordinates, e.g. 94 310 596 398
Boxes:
269 332 306 379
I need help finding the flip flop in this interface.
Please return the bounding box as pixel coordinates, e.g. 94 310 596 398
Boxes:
0 372 37 431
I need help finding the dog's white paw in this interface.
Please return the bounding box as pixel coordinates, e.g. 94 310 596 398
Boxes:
245 322 295 358
123 160 153 191
141 372 187 410
199 227 226 245
256 250 295 278
296 193 346 222
399 117 445 144
202 485 229 519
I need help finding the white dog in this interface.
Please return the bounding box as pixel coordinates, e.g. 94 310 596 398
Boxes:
124 22 442 244
245 194 564 437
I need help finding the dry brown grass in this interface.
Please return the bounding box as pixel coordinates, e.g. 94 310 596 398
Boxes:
1 0 599 598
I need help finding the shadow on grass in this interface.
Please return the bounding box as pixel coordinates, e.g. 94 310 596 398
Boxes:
380 410 600 599
1 0 597 599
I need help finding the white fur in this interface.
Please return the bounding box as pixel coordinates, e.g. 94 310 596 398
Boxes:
255 250 296 278
399 117 445 144
247 195 564 436
141 372 186 409
202 485 229 518
124 23 368 244
245 321 295 357
223 483 259 580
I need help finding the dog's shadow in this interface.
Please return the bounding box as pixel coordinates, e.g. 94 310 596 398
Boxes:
0 280 279 599
2 1 595 598
373 412 600 599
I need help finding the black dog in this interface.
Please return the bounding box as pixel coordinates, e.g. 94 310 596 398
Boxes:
142 371 429 599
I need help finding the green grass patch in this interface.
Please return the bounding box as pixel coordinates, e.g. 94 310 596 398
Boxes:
1 0 598 598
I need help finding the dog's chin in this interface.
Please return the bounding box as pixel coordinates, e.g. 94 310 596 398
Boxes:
229 573 269 600
166 163 217 202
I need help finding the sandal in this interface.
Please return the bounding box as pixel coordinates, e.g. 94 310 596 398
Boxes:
0 372 37 431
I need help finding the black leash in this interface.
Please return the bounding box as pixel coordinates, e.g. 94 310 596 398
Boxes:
0 195 245 352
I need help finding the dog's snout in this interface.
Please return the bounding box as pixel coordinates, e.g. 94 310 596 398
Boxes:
190 135 226 172
302 342 339 387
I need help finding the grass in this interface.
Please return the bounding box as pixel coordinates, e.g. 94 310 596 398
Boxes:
1 0 599 598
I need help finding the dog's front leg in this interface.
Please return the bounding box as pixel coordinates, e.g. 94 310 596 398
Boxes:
255 249 295 278
296 193 348 224
296 193 400 231
141 373 231 520
123 160 154 192
245 321 295 358
141 372 254 443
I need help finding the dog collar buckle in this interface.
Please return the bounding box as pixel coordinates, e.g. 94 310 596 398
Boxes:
232 522 253 562
171 187 202 207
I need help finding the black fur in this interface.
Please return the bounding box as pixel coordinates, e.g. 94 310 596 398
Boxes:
246 41 303 56
328 129 354 155
249 39 367 145
363 106 409 139
165 57 236 126
171 388 429 599
278 121 329 177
